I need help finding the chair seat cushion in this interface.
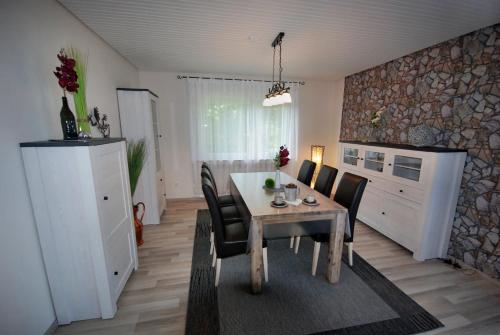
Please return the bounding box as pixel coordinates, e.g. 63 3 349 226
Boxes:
218 194 235 207
221 205 241 223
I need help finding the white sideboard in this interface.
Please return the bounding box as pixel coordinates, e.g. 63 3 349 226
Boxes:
338 141 466 261
117 88 166 225
21 139 138 325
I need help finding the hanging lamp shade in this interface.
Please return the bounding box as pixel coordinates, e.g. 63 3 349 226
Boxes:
264 32 291 107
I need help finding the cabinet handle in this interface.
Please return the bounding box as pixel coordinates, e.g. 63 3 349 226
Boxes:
158 134 163 138
381 211 385 215
356 157 360 160
388 163 392 166
114 271 118 276
399 189 403 193
163 193 166 197
369 179 372 182
360 158 364 161
160 178 163 182
104 196 109 200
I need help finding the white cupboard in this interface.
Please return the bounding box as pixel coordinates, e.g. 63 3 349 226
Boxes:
117 88 166 225
21 139 138 324
338 141 467 261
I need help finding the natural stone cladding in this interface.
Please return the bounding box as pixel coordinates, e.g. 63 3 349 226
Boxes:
340 24 500 279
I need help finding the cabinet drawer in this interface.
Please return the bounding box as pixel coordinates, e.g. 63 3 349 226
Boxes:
365 175 424 203
386 183 424 203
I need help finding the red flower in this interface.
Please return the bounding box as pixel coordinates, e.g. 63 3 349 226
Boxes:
54 49 78 94
275 144 290 168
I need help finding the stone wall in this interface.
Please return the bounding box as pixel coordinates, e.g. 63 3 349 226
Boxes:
340 24 500 278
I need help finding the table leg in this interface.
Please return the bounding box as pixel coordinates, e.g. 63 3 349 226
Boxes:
250 218 263 294
327 212 346 283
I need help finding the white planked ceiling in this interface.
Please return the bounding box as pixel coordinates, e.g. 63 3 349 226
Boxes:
59 0 500 80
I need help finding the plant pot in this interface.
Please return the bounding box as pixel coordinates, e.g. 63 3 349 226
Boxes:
133 202 145 246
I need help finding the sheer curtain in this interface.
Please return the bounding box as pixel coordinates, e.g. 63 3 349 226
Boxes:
187 78 300 195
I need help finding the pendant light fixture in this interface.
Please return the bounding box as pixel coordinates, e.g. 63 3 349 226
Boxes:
263 32 292 107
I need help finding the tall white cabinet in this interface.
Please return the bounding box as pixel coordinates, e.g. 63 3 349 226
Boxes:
338 141 466 261
21 139 138 324
117 88 166 225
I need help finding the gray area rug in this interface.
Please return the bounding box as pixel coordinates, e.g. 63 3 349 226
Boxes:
186 210 443 335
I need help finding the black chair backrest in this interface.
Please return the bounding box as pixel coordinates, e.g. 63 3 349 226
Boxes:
297 160 317 186
314 165 338 198
333 172 367 242
201 178 225 255
201 167 219 196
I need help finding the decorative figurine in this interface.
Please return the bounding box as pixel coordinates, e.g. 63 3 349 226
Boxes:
89 107 110 138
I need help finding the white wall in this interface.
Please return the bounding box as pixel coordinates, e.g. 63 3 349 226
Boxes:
0 1 139 334
138 71 344 198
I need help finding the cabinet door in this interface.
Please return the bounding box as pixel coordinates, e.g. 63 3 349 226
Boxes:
383 194 420 251
341 145 363 171
363 149 386 174
358 189 383 231
151 99 166 214
92 145 135 302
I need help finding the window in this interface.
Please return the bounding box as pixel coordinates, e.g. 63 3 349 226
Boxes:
187 78 299 162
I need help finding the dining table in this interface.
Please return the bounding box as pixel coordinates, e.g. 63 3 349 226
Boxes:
229 171 349 294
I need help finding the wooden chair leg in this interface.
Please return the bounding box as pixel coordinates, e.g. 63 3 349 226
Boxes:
210 232 214 255
212 250 217 267
312 242 321 276
294 236 301 254
215 259 221 287
348 242 353 266
263 247 269 282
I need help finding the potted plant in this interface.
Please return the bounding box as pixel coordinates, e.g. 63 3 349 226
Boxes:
53 49 79 139
127 139 146 246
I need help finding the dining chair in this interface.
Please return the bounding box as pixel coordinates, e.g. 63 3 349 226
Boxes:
314 165 339 198
310 172 367 275
297 160 317 187
201 162 235 207
291 165 338 251
202 182 268 287
201 176 240 256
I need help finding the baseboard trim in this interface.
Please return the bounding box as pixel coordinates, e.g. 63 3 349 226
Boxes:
44 318 58 335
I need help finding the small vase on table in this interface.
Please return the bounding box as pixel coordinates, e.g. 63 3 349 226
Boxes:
275 169 281 189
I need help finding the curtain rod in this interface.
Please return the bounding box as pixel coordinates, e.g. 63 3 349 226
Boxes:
177 75 305 85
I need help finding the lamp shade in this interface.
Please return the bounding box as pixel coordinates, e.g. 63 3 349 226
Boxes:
311 145 325 166
282 92 292 103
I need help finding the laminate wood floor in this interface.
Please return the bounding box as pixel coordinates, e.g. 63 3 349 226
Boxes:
56 199 500 335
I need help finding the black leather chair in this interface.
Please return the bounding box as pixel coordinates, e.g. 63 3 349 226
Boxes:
201 163 235 207
202 182 268 287
310 172 367 275
201 176 241 258
290 163 336 251
313 165 339 198
297 160 317 186
201 174 240 223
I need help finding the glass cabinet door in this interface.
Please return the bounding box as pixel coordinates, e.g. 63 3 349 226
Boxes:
364 150 385 172
392 155 422 181
343 147 359 166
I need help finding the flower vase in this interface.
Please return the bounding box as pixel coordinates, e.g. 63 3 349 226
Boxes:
275 169 281 189
60 97 78 140
133 202 145 246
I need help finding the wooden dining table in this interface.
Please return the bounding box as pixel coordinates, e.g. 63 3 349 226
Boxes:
229 171 349 294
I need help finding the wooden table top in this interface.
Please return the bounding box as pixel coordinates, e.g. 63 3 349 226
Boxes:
230 172 347 220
